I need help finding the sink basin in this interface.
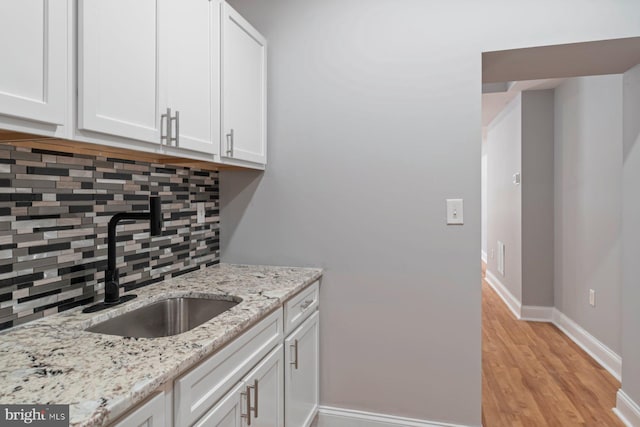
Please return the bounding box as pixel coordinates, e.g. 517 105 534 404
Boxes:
85 297 240 338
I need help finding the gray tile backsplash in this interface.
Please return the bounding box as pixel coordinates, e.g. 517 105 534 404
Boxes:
0 144 220 330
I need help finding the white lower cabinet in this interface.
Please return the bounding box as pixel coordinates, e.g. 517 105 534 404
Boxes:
193 382 244 427
243 345 284 427
114 392 166 427
284 311 320 427
174 310 283 426
118 282 320 427
197 345 284 427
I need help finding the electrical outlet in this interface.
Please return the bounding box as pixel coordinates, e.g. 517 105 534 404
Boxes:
589 289 596 307
497 241 505 276
490 249 494 259
513 172 521 185
197 203 205 224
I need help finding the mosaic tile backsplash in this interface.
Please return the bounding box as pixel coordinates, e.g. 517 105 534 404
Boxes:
0 144 220 331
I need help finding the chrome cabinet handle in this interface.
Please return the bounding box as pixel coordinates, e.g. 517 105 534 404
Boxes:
246 380 258 421
160 108 171 146
290 339 299 370
226 128 234 157
300 299 314 310
241 384 252 425
170 110 180 147
252 379 258 418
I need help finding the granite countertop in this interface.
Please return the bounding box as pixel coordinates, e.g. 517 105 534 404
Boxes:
0 263 322 426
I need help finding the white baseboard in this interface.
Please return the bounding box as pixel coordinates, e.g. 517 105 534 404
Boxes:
481 251 487 264
551 309 621 381
484 270 521 318
520 305 554 322
316 406 476 427
483 271 621 381
614 389 640 427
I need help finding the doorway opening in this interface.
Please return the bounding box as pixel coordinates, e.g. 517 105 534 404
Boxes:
480 37 640 426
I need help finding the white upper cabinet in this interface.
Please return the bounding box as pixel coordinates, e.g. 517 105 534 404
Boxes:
0 1 266 168
78 0 162 144
160 0 221 155
79 0 223 156
222 3 267 166
0 0 67 125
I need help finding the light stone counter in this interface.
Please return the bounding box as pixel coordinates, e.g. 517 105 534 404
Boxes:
0 263 322 426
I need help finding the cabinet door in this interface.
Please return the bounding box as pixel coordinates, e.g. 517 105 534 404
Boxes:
222 2 267 165
160 0 221 155
194 382 244 427
114 392 166 427
285 311 319 427
0 0 67 125
244 344 284 427
78 0 162 144
173 310 283 427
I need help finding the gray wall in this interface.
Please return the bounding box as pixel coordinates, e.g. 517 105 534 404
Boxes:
622 64 640 407
481 142 488 260
486 90 555 308
554 75 623 354
521 90 555 307
221 1 640 424
486 95 522 301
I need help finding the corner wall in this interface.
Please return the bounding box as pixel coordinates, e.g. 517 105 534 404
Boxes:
485 90 555 309
619 63 640 423
554 75 623 355
481 142 488 262
486 95 522 301
521 90 555 307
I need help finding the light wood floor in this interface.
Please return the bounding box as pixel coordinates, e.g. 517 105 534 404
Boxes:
482 272 623 426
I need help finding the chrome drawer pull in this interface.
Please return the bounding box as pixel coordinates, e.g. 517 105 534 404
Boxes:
300 299 314 310
252 379 258 418
290 339 299 370
241 384 252 425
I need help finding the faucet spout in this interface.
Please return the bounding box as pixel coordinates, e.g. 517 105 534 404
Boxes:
103 196 163 304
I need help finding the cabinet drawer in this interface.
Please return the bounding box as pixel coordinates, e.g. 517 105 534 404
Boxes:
284 281 319 335
174 309 283 427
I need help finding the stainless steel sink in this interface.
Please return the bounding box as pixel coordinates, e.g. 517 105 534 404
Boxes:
85 297 240 338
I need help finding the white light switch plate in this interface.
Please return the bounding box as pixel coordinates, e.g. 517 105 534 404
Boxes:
446 199 464 225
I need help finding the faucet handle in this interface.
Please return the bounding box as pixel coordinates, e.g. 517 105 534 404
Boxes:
104 268 120 304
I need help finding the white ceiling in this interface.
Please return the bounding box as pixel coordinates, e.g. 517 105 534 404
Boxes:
482 78 565 129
